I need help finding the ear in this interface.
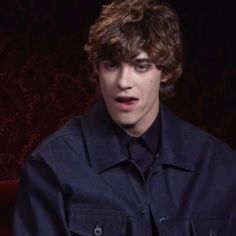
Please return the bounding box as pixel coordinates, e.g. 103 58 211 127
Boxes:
96 71 101 79
94 67 101 80
160 74 169 83
93 62 100 77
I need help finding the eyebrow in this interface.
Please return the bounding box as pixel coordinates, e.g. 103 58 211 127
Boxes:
133 58 153 63
99 58 153 64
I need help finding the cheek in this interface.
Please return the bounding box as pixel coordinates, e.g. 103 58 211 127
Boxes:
99 73 115 87
142 81 160 102
143 78 160 93
99 76 108 88
100 80 112 94
99 79 114 100
149 75 161 89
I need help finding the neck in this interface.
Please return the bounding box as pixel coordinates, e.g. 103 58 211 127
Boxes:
121 106 160 137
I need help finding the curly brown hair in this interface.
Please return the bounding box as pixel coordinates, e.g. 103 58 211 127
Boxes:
84 0 183 100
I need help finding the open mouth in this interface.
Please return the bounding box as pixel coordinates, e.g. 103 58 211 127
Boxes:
115 96 138 104
114 96 139 110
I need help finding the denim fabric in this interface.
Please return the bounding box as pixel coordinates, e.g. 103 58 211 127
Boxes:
13 101 236 236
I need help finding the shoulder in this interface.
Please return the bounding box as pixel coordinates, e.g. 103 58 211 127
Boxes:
162 105 236 168
182 118 235 157
30 117 85 164
178 115 236 174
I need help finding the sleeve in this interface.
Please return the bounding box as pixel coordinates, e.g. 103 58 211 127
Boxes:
13 156 72 236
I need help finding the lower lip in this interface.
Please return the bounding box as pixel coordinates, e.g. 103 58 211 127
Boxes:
115 100 138 111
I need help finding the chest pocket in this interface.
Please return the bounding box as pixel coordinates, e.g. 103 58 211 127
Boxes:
190 217 227 236
69 208 127 236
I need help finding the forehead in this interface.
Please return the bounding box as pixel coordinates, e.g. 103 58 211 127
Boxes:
135 52 150 59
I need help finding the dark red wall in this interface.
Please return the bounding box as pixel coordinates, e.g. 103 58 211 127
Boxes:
0 0 235 179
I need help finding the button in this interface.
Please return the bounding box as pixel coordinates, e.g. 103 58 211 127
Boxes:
94 225 103 236
159 215 169 223
131 138 138 144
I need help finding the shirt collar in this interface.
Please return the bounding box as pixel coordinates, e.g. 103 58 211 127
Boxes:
113 113 161 157
80 100 128 173
142 113 161 154
158 105 199 171
80 100 199 173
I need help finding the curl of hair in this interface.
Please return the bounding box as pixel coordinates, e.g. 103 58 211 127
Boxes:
84 0 183 100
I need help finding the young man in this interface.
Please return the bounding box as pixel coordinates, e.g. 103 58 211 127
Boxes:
14 0 236 235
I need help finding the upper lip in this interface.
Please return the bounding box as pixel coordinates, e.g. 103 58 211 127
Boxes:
115 96 139 103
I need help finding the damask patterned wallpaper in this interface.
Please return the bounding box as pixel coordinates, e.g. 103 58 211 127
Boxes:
0 0 235 179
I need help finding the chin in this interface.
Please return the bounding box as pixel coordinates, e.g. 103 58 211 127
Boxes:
116 118 136 128
110 112 137 127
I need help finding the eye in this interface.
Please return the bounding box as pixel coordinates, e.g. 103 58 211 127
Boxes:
100 60 119 71
134 62 152 72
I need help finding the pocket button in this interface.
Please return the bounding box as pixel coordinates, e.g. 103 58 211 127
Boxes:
94 225 103 236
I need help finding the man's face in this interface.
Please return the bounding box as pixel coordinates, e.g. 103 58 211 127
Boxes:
98 51 164 136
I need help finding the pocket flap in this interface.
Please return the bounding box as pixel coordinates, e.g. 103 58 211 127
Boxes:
69 208 127 236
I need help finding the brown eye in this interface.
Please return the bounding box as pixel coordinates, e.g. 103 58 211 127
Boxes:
101 61 119 71
134 63 151 72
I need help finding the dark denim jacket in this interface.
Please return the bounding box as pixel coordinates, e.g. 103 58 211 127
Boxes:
13 102 236 236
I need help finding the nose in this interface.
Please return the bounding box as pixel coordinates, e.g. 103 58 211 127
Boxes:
117 64 133 90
